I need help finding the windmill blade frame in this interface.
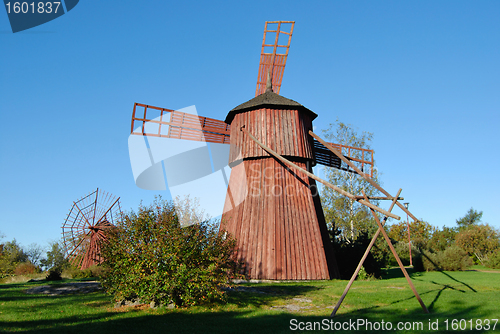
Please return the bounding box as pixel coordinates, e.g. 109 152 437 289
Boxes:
131 103 230 144
312 139 374 178
62 188 121 270
255 21 295 96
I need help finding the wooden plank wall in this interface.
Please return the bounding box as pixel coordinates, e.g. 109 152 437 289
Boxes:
228 108 314 165
221 158 331 280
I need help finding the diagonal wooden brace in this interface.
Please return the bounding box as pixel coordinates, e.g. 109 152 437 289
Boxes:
241 126 400 220
362 190 429 314
309 131 418 222
330 188 402 317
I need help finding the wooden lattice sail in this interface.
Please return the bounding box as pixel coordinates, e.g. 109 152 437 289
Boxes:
62 188 121 270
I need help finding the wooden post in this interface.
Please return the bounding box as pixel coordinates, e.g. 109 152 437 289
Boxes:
330 188 402 317
361 190 429 314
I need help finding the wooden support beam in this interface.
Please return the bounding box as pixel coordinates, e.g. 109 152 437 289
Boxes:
354 196 404 200
309 131 419 222
241 126 400 220
362 190 429 314
330 188 402 317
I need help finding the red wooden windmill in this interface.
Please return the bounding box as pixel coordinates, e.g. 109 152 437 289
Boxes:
62 188 121 270
129 21 431 316
129 21 401 281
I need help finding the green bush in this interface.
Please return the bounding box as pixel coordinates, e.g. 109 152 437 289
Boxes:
388 242 419 267
440 246 473 271
0 239 28 276
332 231 387 279
420 249 439 271
14 262 39 275
46 267 63 281
64 264 108 279
101 198 240 307
485 249 500 269
420 246 472 271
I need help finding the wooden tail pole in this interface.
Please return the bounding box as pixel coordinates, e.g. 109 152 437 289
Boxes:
362 190 429 314
309 131 418 222
240 126 400 220
330 188 402 317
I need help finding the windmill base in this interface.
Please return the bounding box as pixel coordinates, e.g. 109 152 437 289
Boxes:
221 157 340 280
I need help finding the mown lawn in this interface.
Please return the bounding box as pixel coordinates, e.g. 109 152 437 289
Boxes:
1 267 499 333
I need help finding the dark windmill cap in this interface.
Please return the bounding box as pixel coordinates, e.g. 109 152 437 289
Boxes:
225 90 318 124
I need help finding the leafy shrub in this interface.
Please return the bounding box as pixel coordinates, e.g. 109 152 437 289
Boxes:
101 198 240 307
420 249 439 271
428 227 457 252
332 230 386 279
14 262 39 275
388 242 416 267
357 266 377 281
420 246 472 271
64 264 108 279
46 267 63 281
455 224 500 265
485 249 500 269
0 239 28 276
440 246 473 271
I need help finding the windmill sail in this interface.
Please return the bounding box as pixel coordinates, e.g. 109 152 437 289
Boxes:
312 139 374 178
255 21 295 96
131 103 230 144
130 103 373 177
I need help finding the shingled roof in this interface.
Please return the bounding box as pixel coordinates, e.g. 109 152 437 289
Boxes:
225 90 318 124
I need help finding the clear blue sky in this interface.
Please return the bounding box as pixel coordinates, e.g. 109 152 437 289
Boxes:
1 1 499 250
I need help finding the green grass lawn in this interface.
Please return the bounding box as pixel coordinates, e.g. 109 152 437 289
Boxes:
1 267 499 333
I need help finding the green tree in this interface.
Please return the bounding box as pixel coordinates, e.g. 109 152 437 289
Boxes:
455 224 500 265
40 241 68 271
428 226 457 252
0 239 28 275
388 220 435 249
320 120 381 242
456 207 483 230
101 198 240 307
26 243 44 268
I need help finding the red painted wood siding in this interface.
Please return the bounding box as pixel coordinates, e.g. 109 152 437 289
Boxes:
228 108 314 165
221 158 332 280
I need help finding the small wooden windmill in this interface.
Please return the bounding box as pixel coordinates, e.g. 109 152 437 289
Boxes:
129 21 430 316
62 188 121 270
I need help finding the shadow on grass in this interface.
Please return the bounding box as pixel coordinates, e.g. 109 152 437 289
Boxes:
382 265 476 293
375 264 479 315
227 284 324 308
1 277 492 334
1 303 489 334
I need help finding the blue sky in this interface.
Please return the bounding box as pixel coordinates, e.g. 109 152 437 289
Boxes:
1 1 499 249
